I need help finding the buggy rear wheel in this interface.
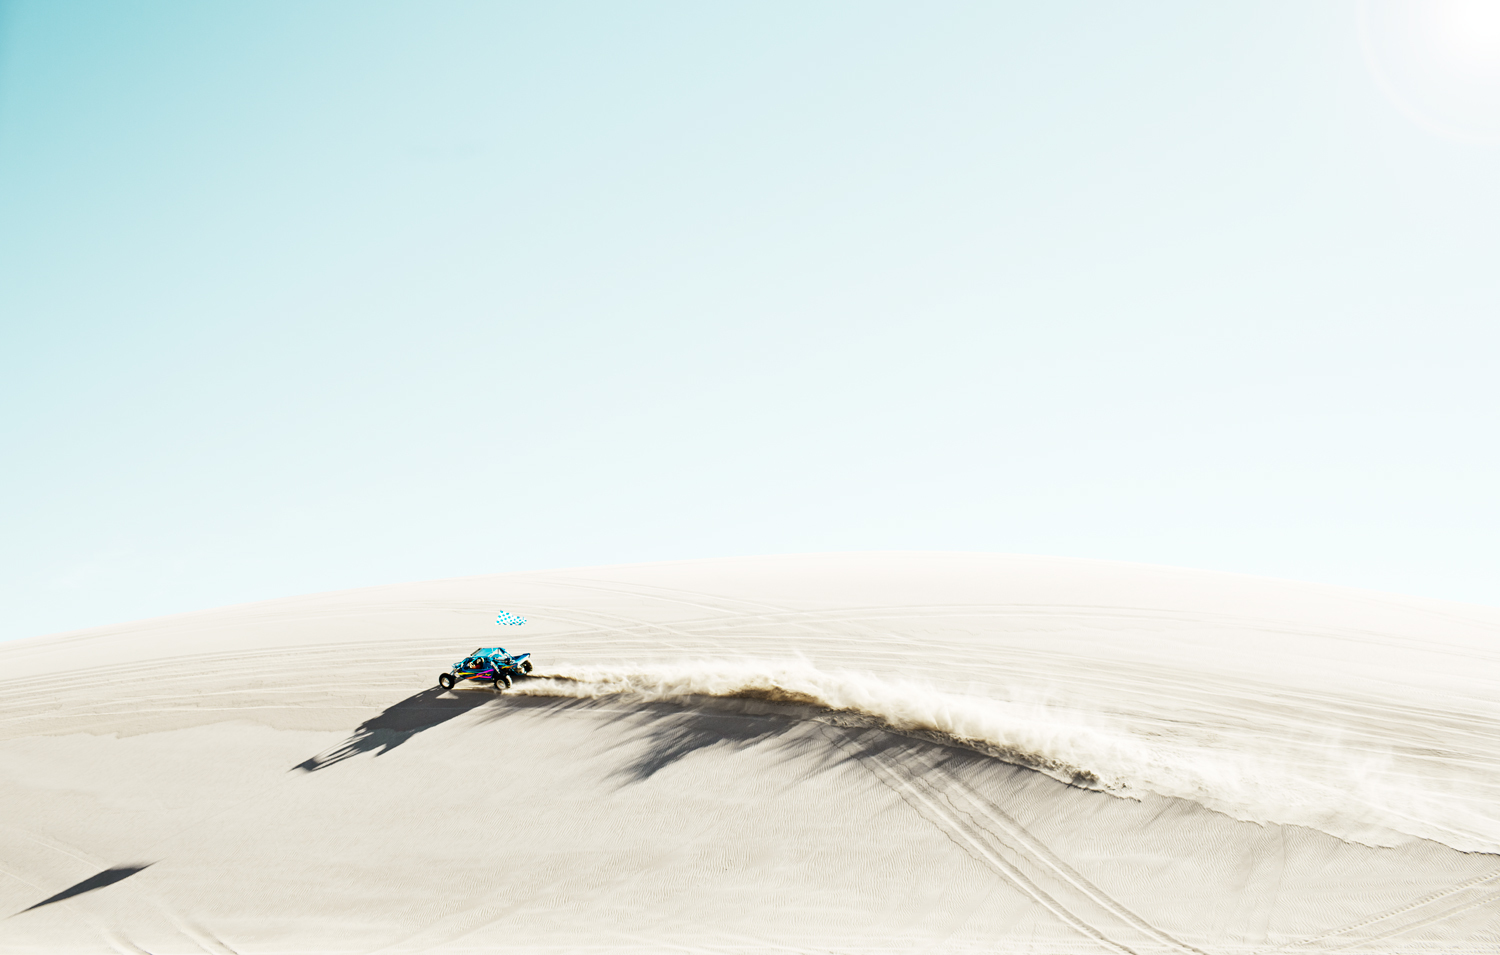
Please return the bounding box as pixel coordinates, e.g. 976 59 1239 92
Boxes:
493 674 512 691
521 660 533 674
438 673 455 690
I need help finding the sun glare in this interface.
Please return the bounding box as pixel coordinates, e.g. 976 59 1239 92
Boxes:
1428 0 1500 75
1361 0 1500 140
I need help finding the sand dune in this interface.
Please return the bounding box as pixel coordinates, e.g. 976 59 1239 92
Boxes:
3 552 1499 952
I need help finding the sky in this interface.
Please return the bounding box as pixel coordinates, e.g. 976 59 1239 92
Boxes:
1 0 1498 641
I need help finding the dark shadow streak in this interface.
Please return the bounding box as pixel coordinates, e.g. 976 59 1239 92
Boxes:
293 687 497 771
484 692 1079 792
17 864 152 914
298 683 1083 792
606 701 799 782
480 694 836 784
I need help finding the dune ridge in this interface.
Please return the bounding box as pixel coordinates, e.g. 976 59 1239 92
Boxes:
6 554 1500 952
517 659 1500 853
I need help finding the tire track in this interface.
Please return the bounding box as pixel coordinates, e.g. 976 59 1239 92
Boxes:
925 761 1212 955
1318 890 1500 952
1278 867 1500 952
828 729 1203 955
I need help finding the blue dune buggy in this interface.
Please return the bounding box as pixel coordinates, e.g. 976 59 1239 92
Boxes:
437 647 533 692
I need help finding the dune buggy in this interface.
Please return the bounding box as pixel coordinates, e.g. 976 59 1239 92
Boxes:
437 647 533 691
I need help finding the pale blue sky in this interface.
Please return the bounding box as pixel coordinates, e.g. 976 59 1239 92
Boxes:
2 1 1498 640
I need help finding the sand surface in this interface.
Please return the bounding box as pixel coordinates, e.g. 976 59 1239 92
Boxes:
3 552 1499 953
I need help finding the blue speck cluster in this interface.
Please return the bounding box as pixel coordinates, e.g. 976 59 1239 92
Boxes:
496 610 527 626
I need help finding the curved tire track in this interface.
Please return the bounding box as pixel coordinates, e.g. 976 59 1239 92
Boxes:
829 729 1210 955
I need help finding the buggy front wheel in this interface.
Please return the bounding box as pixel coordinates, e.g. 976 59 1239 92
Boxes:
438 673 456 690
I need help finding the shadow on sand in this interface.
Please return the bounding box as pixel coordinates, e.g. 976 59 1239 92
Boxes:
294 686 813 780
15 864 153 914
604 701 810 782
295 683 1011 789
500 694 807 782
293 686 498 771
478 692 963 786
